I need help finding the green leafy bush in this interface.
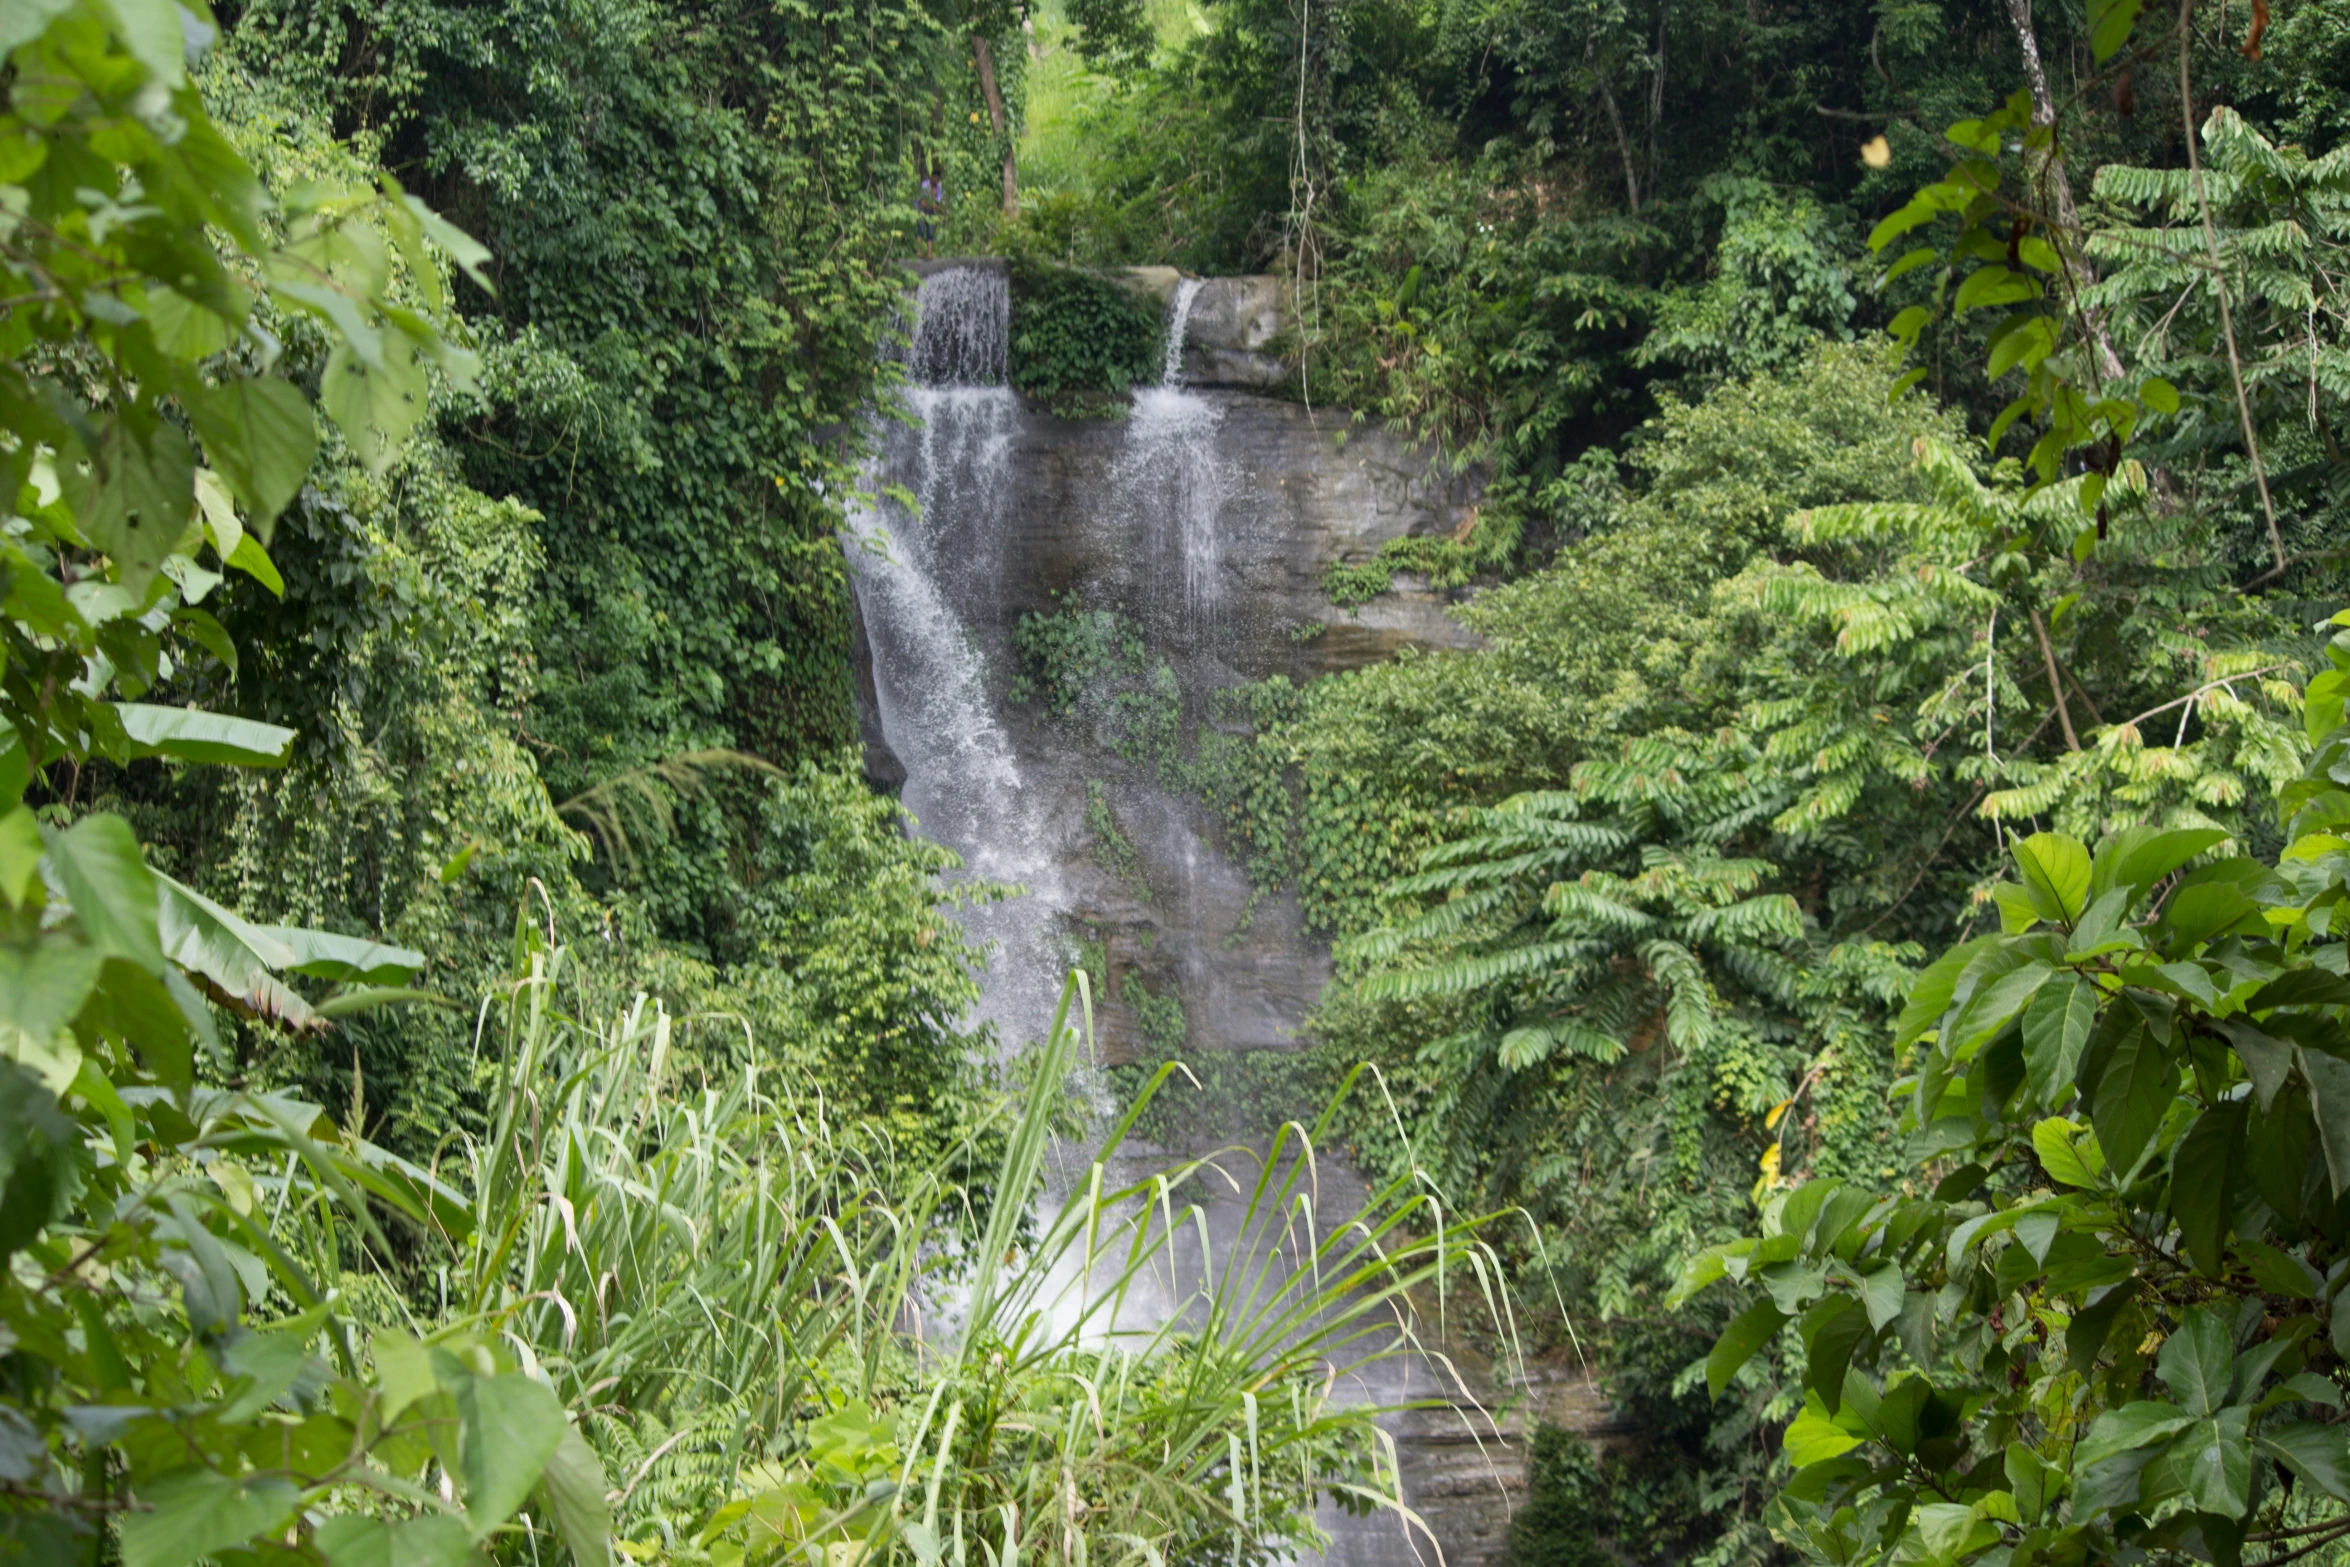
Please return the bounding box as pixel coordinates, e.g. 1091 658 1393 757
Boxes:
1007 261 1165 415
1680 618 2350 1566
1011 602 1183 772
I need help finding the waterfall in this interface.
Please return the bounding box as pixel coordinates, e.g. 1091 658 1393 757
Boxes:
1159 277 1203 387
849 268 1070 1053
849 270 1504 1567
1118 280 1233 630
907 266 1009 388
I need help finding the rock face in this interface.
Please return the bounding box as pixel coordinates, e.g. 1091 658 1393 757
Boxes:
855 378 1480 1061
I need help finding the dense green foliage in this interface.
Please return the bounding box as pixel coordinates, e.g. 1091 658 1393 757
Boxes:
1006 260 1165 414
15 0 2350 1553
1680 654 2350 1567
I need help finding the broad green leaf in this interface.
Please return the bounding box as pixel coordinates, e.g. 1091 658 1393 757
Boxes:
1802 1295 1871 1412
182 375 318 535
98 0 195 83
44 814 161 970
2248 1088 2313 1222
1669 1243 1740 1307
2262 1422 2350 1502
111 704 295 768
1854 1261 1905 1331
0 0 76 55
148 287 233 361
153 872 317 1033
119 1469 298 1567
0 1061 80 1258
58 414 196 595
2140 376 2180 414
2088 0 2143 58
1706 1297 1788 1398
456 1373 567 1534
2007 1442 2061 1523
2013 833 2091 925
86 957 194 1092
2171 1410 2252 1517
2068 1282 2138 1372
254 924 425 983
2168 1102 2244 1277
2077 1400 2194 1468
2218 1020 2294 1112
192 467 242 563
0 805 43 907
0 940 102 1043
2022 979 2096 1108
1786 1398 1864 1466
317 1514 479 1567
2157 1308 2234 1416
2298 1045 2350 1196
2087 1012 2172 1175
372 1329 437 1425
537 1424 613 1567
1895 937 1996 1046
321 337 427 473
226 532 285 595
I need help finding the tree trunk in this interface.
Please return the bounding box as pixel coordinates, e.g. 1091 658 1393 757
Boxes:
970 35 1018 216
1600 82 1640 213
2003 0 2125 383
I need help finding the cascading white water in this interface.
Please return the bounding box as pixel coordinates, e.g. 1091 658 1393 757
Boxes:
849 269 1071 1053
1114 280 1234 630
1159 277 1203 387
905 265 1009 387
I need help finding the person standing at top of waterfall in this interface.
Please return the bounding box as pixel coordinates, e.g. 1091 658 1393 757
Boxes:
915 165 945 258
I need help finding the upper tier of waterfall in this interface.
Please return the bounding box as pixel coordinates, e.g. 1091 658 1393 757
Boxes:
908 265 1010 388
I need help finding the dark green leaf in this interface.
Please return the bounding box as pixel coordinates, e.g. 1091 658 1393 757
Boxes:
2023 978 2096 1108
2248 1088 2313 1224
1706 1297 1789 1398
2077 1287 2152 1372
1802 1295 1871 1414
2170 1101 2245 1277
2220 1021 2294 1112
2069 1282 2138 1372
2299 1045 2350 1196
2088 1010 2174 1175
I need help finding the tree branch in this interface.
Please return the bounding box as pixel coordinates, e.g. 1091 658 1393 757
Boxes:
2028 605 2080 750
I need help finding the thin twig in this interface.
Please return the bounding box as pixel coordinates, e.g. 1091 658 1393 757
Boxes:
2251 1518 2350 1567
2113 664 2287 734
2028 606 2080 750
2179 0 2285 573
